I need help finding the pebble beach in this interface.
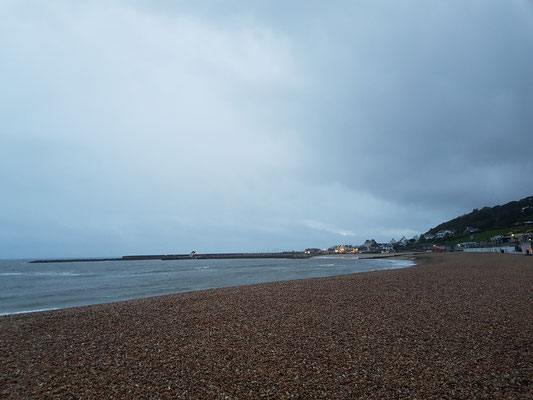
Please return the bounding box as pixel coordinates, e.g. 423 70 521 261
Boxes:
1 252 532 399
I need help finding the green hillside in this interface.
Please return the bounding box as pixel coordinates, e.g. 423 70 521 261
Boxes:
447 225 533 245
424 196 533 242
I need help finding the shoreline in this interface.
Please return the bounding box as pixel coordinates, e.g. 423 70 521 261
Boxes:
1 253 532 398
28 251 424 264
1 256 416 317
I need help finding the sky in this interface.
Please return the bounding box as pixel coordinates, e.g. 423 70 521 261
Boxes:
1 1 533 258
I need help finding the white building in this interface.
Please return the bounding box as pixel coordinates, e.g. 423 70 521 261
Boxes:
379 243 394 253
464 246 516 254
434 230 455 239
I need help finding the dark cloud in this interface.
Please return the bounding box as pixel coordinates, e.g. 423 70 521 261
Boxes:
290 1 533 211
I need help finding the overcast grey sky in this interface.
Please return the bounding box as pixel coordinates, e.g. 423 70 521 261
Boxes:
1 1 532 258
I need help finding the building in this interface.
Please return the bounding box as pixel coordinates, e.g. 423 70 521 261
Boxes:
522 240 532 255
359 239 378 253
378 243 394 253
456 242 478 250
464 226 480 234
304 248 322 255
434 230 455 239
463 246 516 254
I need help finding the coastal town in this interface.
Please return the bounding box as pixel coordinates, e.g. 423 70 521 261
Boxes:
315 197 533 256
317 228 533 256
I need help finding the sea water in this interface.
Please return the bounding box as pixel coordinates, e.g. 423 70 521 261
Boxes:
0 256 415 315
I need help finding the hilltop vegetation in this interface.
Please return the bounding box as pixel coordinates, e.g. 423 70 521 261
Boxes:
423 196 533 242
447 225 533 246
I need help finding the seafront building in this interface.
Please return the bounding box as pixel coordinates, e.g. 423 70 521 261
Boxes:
304 248 323 255
455 232 533 254
320 229 533 256
325 240 396 254
327 245 359 254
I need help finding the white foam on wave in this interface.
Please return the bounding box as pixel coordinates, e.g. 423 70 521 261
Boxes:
0 307 59 316
35 272 83 276
0 271 83 277
371 258 416 270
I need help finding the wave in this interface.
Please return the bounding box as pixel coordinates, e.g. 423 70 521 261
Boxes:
0 307 59 316
0 272 84 277
383 259 416 268
135 269 177 275
369 259 416 270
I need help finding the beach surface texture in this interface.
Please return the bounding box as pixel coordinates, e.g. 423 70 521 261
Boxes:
1 253 532 399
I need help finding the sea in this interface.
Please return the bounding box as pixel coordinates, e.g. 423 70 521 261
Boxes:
0 256 415 316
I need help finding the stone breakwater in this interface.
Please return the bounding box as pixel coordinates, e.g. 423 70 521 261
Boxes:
1 253 532 399
30 252 312 263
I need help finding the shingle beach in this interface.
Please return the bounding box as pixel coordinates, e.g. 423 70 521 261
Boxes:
1 253 532 399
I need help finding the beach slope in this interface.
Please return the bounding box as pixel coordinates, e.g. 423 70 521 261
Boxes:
1 253 532 398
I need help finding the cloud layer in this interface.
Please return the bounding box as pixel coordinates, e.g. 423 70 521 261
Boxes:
1 1 532 257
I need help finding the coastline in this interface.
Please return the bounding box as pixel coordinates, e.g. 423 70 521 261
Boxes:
28 251 424 264
317 251 423 259
1 256 415 317
1 253 532 398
